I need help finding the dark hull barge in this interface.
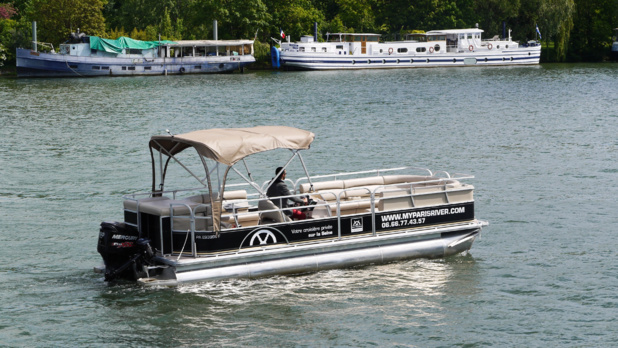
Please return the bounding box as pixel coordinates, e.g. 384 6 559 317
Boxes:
96 126 488 285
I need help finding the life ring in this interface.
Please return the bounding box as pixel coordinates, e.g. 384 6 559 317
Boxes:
179 67 185 73
388 47 393 54
469 45 474 51
429 46 434 53
487 43 493 50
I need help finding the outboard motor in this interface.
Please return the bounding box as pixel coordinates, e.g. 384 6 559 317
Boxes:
98 222 154 281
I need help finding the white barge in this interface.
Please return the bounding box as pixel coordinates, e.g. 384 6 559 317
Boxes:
96 126 488 285
272 28 540 70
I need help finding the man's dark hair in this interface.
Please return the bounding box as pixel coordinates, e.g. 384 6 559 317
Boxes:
275 167 285 179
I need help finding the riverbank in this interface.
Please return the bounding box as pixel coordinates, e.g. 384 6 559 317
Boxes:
0 66 16 76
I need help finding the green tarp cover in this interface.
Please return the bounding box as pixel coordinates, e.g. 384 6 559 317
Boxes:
90 36 177 54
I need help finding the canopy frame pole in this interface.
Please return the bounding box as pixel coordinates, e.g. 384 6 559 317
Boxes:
197 151 221 235
160 142 185 192
230 166 264 195
158 150 164 191
242 159 256 184
262 150 300 196
151 140 208 188
203 162 219 186
297 152 314 192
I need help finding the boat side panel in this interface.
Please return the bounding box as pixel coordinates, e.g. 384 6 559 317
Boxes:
171 201 474 255
171 228 480 283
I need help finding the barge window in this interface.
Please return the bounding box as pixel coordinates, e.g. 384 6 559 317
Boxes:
128 66 135 70
409 35 427 42
322 47 327 52
101 66 109 70
195 65 201 69
122 66 126 70
311 47 316 52
144 66 151 70
92 66 100 70
69 65 78 69
299 47 305 52
416 47 426 53
128 49 141 55
336 45 343 50
397 48 408 53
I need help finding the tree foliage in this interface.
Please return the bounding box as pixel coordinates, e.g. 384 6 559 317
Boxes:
26 0 107 47
0 3 17 19
0 0 616 64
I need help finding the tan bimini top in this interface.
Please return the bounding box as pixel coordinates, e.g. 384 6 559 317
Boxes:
149 126 315 166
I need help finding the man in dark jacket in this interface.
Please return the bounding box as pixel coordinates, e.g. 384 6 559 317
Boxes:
266 167 305 216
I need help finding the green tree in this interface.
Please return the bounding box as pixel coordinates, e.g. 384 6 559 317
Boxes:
538 0 575 61
224 0 270 39
27 0 107 47
374 0 477 38
0 41 6 67
569 0 618 60
335 0 376 32
511 0 543 42
0 2 17 19
1 15 31 64
263 0 324 41
474 0 521 36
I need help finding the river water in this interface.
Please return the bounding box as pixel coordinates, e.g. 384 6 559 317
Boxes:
0 63 616 346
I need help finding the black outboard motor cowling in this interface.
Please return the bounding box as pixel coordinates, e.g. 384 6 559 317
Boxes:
98 221 146 281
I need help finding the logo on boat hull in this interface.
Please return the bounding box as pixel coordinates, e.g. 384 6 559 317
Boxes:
249 229 278 246
351 218 363 233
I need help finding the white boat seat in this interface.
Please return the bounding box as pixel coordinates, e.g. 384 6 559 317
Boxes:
124 196 211 217
258 199 291 223
222 189 250 212
378 189 413 211
297 175 475 215
221 211 261 228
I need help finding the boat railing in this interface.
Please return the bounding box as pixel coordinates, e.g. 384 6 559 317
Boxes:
34 41 55 53
293 166 434 191
123 186 212 201
128 170 474 257
159 175 475 257
170 202 213 258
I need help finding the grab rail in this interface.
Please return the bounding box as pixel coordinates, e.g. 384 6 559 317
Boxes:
125 168 475 257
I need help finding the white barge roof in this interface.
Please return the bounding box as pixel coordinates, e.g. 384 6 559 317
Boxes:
328 33 381 36
163 39 255 47
425 28 484 34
